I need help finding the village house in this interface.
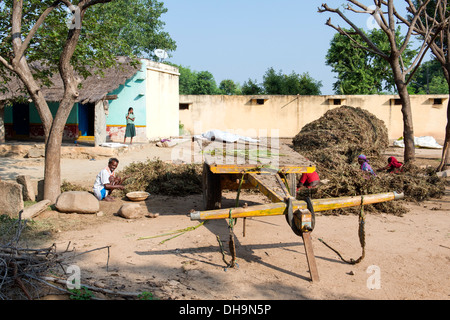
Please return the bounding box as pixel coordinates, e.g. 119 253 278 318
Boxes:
0 57 180 145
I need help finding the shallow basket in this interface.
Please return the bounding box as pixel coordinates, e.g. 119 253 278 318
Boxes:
126 191 150 201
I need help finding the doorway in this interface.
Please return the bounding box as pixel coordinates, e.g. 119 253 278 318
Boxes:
78 103 95 139
12 103 30 138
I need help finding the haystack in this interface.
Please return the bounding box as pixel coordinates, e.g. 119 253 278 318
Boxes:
293 105 388 171
292 105 445 215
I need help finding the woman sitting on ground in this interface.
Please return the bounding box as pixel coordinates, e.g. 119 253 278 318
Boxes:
357 154 376 176
377 156 403 174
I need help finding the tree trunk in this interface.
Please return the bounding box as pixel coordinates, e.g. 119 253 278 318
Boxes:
42 19 83 203
391 60 416 163
437 87 450 171
0 101 5 143
397 84 416 163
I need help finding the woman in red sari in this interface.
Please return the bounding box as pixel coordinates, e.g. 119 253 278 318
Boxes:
378 156 403 173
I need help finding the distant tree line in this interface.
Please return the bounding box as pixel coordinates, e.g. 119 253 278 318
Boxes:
168 63 323 95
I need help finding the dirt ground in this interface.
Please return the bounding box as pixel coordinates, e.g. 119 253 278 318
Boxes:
1 140 449 300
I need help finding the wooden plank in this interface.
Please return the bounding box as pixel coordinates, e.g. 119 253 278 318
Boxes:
302 232 320 282
208 164 315 174
247 173 285 203
190 192 403 221
202 141 315 174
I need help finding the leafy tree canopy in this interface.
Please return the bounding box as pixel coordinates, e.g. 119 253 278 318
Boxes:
241 79 263 95
88 0 176 60
326 28 418 94
409 59 449 94
261 67 322 95
0 0 175 89
219 79 241 95
168 64 219 95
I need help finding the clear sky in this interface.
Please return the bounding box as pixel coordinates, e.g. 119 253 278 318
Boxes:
161 0 340 95
160 1 432 95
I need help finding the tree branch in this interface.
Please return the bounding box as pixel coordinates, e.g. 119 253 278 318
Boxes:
0 56 14 71
13 1 63 65
82 0 114 10
318 3 389 59
398 0 432 55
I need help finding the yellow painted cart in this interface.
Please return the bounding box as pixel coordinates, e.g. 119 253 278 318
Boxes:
200 139 316 210
192 139 403 282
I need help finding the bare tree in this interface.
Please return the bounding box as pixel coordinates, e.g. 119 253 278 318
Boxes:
319 0 438 163
0 0 112 202
399 0 450 171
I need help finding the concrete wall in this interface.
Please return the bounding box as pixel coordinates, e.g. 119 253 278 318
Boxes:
106 61 148 142
145 60 180 140
179 94 449 141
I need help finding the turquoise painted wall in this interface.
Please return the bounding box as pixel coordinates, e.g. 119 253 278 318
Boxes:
4 104 12 122
30 102 78 124
107 59 147 127
4 102 78 124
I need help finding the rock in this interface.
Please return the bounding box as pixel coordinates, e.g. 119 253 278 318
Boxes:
55 191 99 214
26 146 45 158
21 200 51 220
0 181 24 218
168 280 180 287
16 175 36 201
118 203 143 219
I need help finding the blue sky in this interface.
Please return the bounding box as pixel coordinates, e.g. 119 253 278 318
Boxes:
161 0 340 95
160 1 432 95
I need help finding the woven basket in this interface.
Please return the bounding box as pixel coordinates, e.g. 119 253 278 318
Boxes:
126 191 150 201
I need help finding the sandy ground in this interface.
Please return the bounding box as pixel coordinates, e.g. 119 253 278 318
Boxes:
1 140 449 300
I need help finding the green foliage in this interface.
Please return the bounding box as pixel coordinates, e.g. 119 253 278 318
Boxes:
138 291 157 300
408 60 449 94
192 71 219 95
326 28 418 94
68 286 94 300
262 67 322 95
87 0 176 59
0 0 175 93
241 78 263 95
169 64 219 95
173 63 322 96
219 79 241 95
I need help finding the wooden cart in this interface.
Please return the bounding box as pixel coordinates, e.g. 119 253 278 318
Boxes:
200 139 316 210
191 138 403 282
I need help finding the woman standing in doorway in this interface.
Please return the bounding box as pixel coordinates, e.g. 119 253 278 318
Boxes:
124 107 136 144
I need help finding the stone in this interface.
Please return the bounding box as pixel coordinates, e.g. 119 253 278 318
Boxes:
16 175 36 201
118 203 143 219
26 146 45 158
0 181 24 218
55 191 99 214
21 200 51 220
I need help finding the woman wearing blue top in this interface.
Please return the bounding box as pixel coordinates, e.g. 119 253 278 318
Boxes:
357 154 376 176
124 107 136 144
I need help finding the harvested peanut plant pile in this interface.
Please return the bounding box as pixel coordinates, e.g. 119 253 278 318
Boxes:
292 106 445 215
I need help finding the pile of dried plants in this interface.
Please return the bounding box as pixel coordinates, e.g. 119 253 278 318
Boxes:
292 105 446 215
119 159 203 197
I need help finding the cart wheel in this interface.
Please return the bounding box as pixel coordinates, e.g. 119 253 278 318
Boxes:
202 163 222 210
